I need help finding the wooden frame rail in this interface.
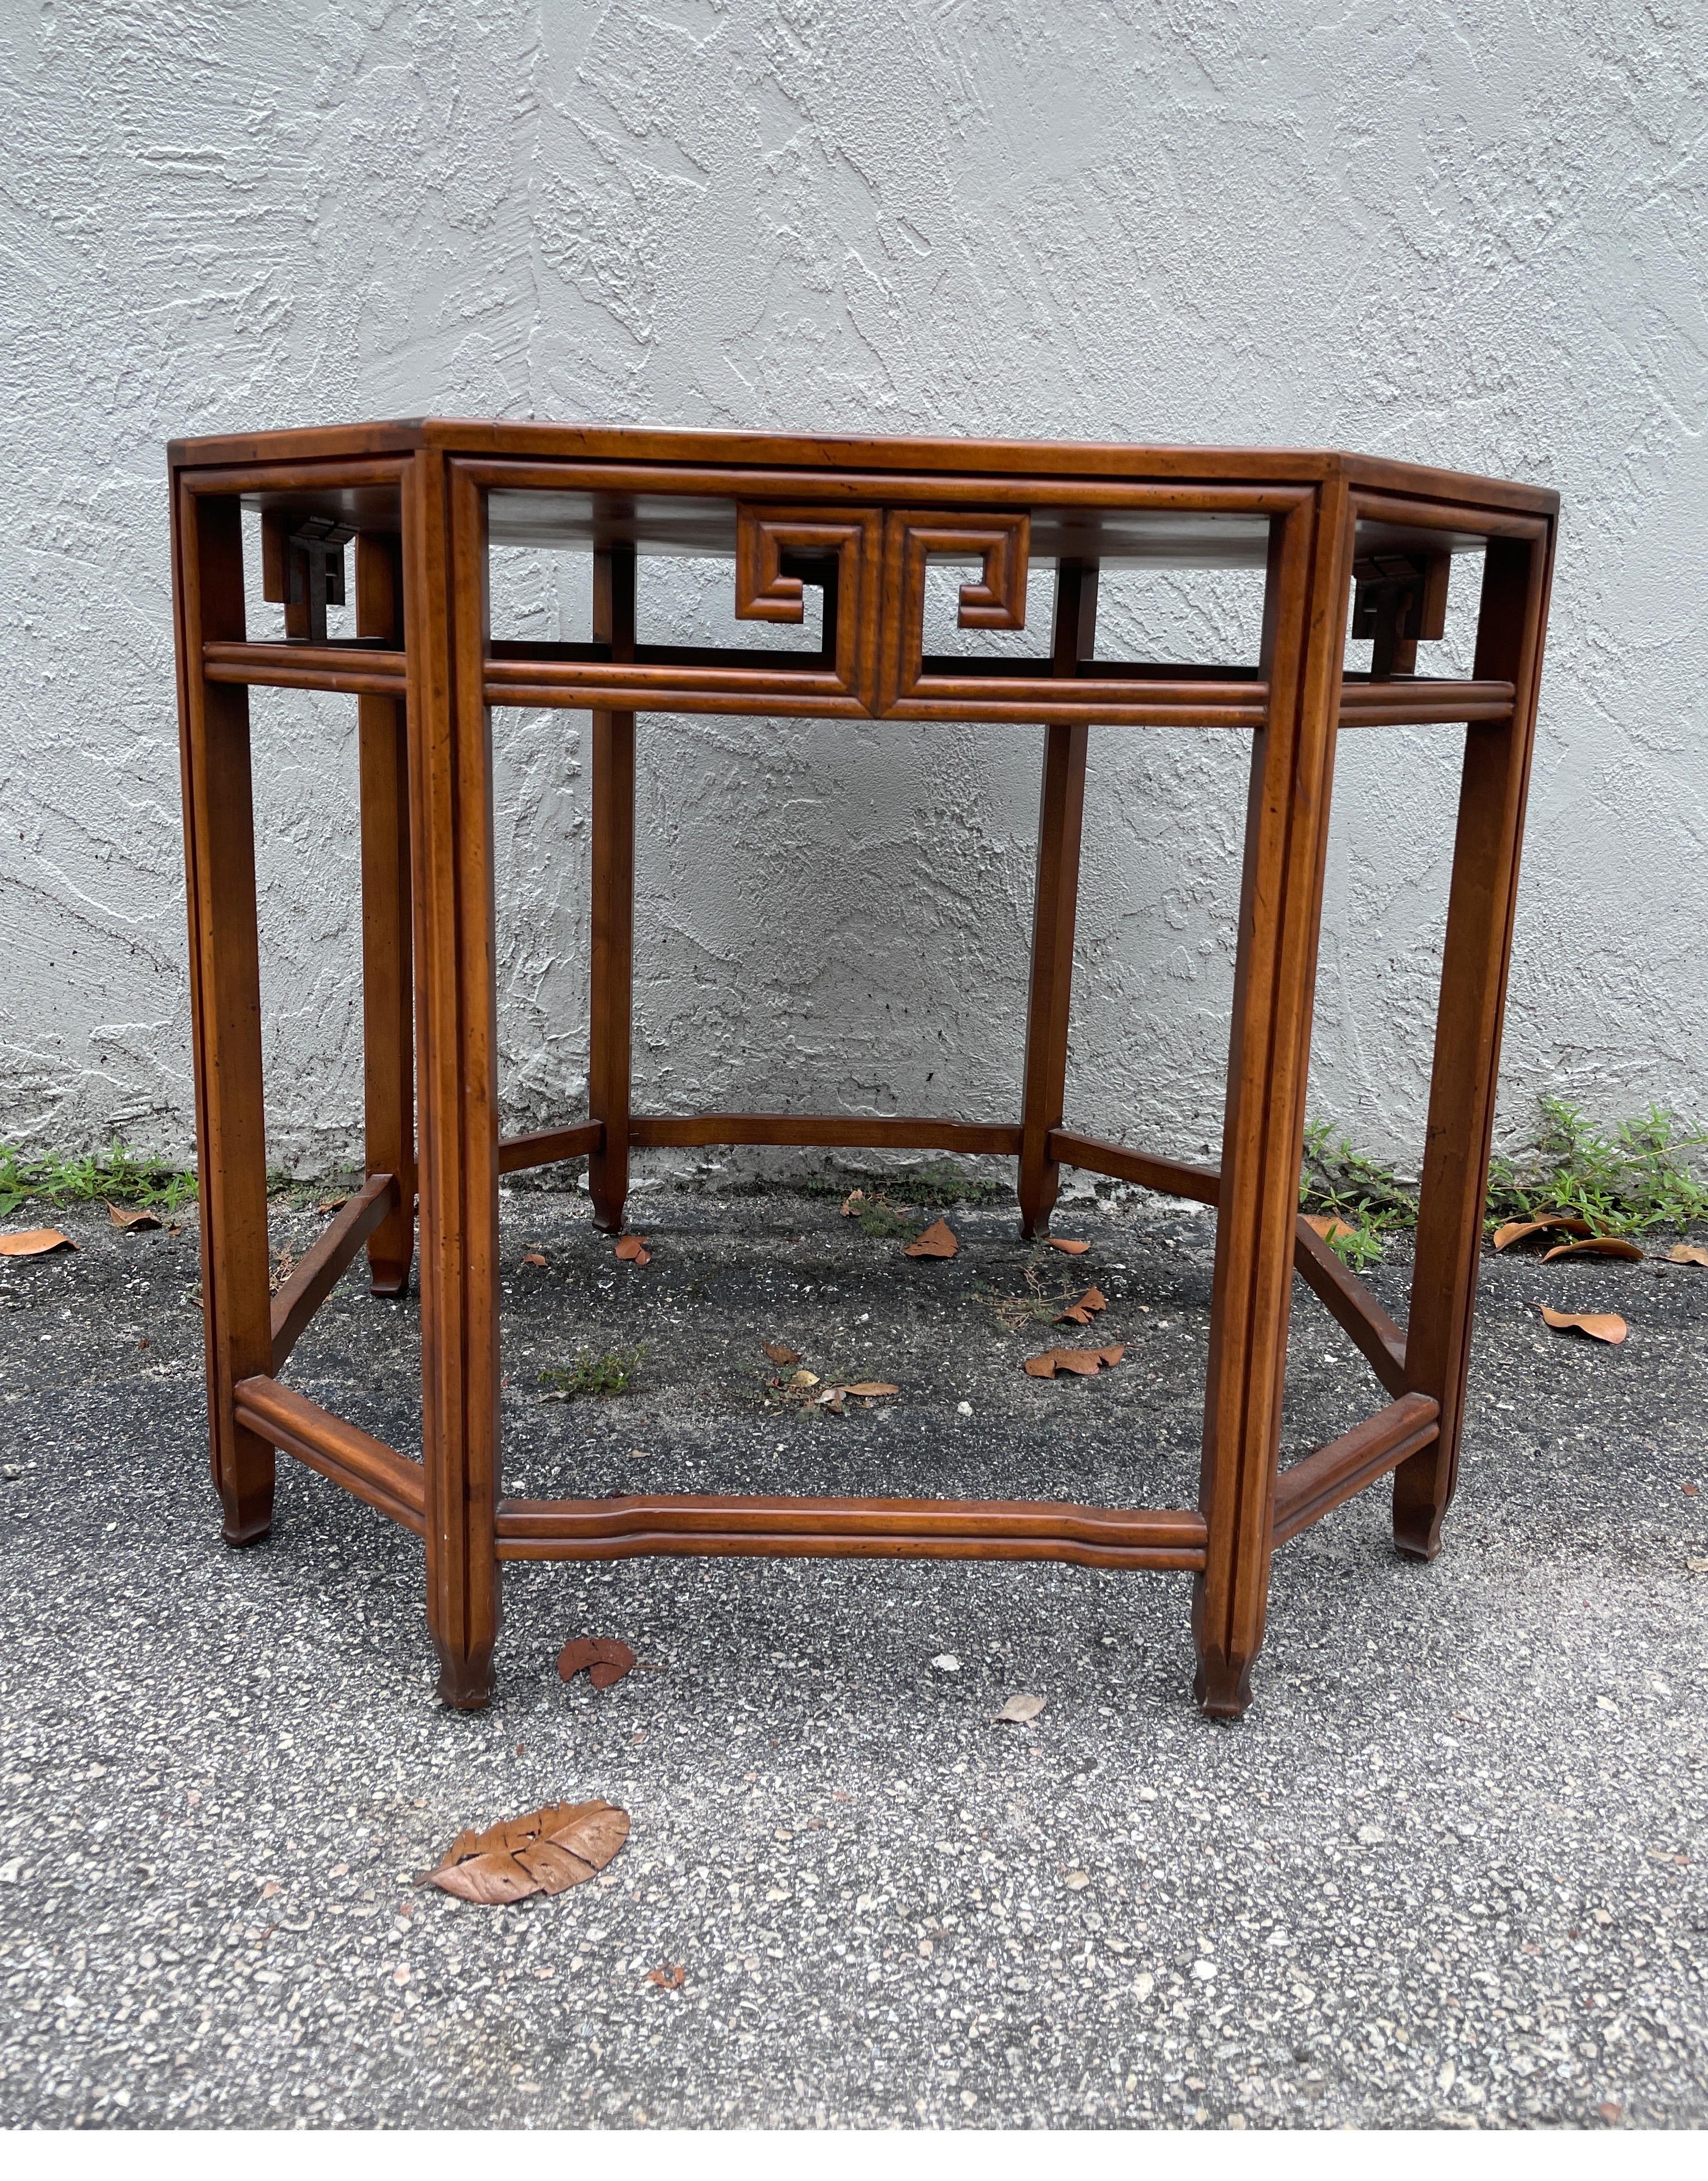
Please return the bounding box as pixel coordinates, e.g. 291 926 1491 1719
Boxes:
170 420 1557 1720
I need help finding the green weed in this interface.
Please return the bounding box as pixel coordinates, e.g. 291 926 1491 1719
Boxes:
0 1143 199 1221
1485 1096 1708 1236
538 1346 644 1401
1298 1123 1417 1269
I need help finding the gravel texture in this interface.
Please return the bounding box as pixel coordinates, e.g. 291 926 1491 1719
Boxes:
0 1179 1704 2129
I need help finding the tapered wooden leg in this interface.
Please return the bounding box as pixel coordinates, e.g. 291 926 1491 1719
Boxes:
587 546 637 1234
1395 533 1553 1560
1018 560 1099 1238
1193 498 1347 1718
173 484 274 1547
356 532 416 1295
407 454 502 1708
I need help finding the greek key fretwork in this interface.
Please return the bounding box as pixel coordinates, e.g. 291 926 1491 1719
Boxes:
878 510 1032 710
732 503 881 702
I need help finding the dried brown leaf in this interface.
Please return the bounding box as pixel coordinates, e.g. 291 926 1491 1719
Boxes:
646 1962 686 1990
0 1229 77 1257
107 1203 162 1232
1492 1216 1592 1251
316 1196 348 1216
614 1235 650 1265
418 1799 629 1904
521 1251 547 1268
817 1387 847 1413
1668 1243 1708 1267
1541 1236 1645 1263
904 1217 958 1259
789 1368 820 1388
556 1637 638 1691
991 1692 1046 1725
1023 1344 1124 1378
1045 1237 1090 1255
839 1190 865 1216
762 1339 800 1366
843 1381 900 1399
1539 1306 1627 1345
1056 1284 1107 1326
1304 1214 1355 1245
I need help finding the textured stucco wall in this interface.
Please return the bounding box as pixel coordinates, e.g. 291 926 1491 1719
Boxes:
2 1 1705 1183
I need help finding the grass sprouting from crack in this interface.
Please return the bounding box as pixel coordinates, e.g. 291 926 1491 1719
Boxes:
538 1346 645 1401
0 1143 199 1221
1484 1096 1708 1237
1298 1124 1418 1270
1299 1095 1708 1266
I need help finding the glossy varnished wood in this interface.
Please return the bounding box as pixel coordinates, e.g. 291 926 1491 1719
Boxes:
170 419 1557 1722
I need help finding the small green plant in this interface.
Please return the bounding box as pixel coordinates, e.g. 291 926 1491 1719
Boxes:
538 1345 645 1401
0 1142 199 1220
1298 1123 1418 1268
1485 1096 1708 1236
846 1193 915 1240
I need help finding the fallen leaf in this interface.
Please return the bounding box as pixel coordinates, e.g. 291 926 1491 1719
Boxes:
762 1340 800 1366
316 1196 348 1216
991 1692 1045 1725
817 1387 846 1413
839 1190 865 1216
556 1637 637 1690
1685 1483 1700 1499
789 1368 820 1388
614 1235 650 1265
1056 1284 1107 1327
1541 1236 1645 1263
1539 1307 1627 1345
107 1203 162 1232
1492 1216 1592 1251
842 1381 899 1399
645 1962 686 1990
1045 1237 1090 1255
0 1229 78 1257
1668 1243 1708 1267
1304 1214 1355 1245
521 1251 547 1268
1023 1344 1124 1378
417 1800 629 1904
905 1217 958 1259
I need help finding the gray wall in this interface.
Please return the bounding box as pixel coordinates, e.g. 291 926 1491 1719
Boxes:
2 1 1703 1183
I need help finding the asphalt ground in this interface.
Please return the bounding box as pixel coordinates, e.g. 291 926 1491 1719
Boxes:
0 1178 1703 2128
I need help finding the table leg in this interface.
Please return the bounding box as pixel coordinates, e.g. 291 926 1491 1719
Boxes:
356 531 416 1295
173 485 274 1546
1018 560 1097 1238
1396 532 1553 1559
588 546 637 1234
1193 498 1347 1717
407 454 502 1707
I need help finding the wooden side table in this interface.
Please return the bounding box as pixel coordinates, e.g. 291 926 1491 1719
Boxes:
168 422 1557 1717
